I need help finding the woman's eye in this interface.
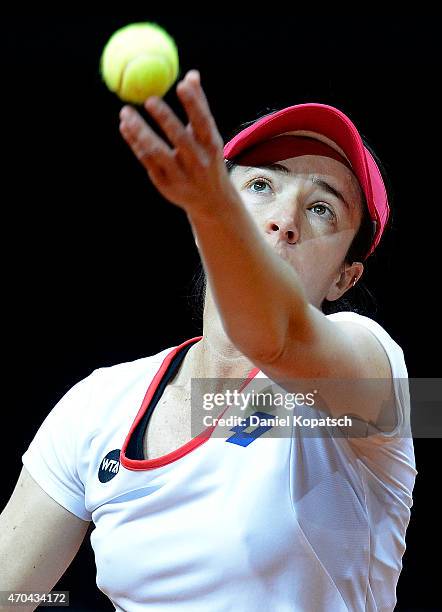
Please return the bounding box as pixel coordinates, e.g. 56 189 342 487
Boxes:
310 203 335 220
247 178 272 194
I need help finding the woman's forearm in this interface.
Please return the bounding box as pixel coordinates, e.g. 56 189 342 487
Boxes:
187 192 309 363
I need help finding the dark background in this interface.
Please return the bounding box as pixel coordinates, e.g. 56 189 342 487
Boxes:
1 15 440 611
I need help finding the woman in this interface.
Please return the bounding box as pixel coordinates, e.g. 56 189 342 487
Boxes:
1 69 416 611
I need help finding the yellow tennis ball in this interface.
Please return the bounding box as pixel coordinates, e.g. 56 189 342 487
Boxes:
100 22 179 104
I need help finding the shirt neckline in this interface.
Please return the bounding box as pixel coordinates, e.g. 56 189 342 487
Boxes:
120 336 260 471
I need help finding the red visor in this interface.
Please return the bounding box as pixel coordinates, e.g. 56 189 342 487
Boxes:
223 103 390 260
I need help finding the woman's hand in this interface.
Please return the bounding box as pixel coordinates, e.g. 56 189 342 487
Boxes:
119 69 237 220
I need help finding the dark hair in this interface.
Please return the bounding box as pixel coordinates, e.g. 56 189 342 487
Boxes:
186 108 394 328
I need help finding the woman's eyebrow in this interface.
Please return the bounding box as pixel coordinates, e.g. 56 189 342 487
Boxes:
310 176 351 211
242 163 351 210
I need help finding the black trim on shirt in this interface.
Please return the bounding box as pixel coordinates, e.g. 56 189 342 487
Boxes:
125 340 199 460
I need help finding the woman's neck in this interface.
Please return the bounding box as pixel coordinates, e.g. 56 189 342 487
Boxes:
173 327 256 392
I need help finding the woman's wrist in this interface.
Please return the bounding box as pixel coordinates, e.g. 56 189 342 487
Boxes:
186 184 244 227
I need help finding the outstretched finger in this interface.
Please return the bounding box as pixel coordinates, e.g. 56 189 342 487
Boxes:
119 105 173 170
144 96 200 166
176 70 223 152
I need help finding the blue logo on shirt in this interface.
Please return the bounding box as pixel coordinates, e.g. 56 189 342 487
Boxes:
225 411 274 447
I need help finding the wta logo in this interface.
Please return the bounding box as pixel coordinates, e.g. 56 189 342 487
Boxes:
98 449 121 483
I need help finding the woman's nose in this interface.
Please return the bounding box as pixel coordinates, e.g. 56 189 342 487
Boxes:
265 217 299 245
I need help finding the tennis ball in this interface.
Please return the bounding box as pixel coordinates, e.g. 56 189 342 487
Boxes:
100 22 179 104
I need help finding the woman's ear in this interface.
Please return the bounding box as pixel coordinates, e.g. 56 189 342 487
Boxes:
326 261 364 302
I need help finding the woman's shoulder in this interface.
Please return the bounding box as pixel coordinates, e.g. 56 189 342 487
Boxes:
49 344 180 430
325 310 405 364
325 310 410 393
93 343 178 385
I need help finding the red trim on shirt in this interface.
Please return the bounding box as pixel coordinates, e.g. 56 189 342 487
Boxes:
120 337 260 471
